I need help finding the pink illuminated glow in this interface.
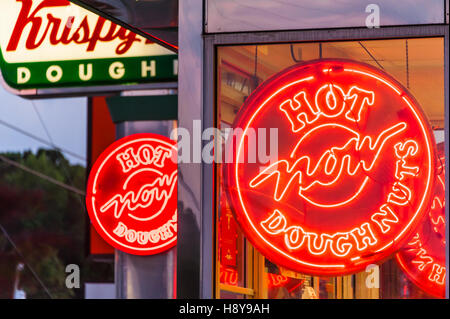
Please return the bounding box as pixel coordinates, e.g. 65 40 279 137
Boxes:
428 264 446 285
395 147 446 298
229 61 435 274
267 273 289 287
251 122 407 206
412 248 433 271
343 68 402 95
86 134 178 255
430 158 445 240
406 233 446 286
260 209 378 257
280 84 375 133
219 265 238 286
100 170 177 221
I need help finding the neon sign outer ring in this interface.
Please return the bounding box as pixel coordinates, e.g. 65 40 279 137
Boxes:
86 133 178 256
223 59 437 276
395 142 445 298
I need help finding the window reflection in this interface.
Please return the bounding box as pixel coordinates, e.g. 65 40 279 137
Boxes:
216 37 445 299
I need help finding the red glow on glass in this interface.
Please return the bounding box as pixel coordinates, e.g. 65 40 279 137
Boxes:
218 192 239 267
396 142 445 298
219 264 239 286
223 59 437 276
85 133 177 255
267 273 289 288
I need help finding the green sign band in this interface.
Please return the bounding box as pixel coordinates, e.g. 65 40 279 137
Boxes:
0 49 178 90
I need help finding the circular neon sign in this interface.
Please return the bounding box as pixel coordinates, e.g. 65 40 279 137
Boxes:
86 133 177 255
223 59 437 276
396 142 445 298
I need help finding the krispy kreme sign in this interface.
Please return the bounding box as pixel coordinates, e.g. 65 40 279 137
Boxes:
396 142 446 298
86 133 178 255
223 59 437 276
0 0 177 90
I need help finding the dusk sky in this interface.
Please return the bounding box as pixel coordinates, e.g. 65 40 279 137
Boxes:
0 84 87 166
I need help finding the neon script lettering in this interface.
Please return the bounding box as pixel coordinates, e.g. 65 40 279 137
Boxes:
223 60 435 275
279 84 375 133
408 234 446 286
86 134 178 256
261 209 377 257
267 273 288 287
99 145 175 221
100 171 177 220
251 84 416 207
395 148 445 298
255 85 419 257
116 144 173 173
113 212 177 245
430 157 446 244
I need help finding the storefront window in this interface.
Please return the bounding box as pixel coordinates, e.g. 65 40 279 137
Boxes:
215 37 445 299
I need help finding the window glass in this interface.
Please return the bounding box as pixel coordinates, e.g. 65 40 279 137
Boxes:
216 37 445 299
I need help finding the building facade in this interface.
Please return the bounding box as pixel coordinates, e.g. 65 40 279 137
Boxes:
0 0 448 300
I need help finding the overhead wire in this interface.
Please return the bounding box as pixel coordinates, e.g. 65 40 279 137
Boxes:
31 101 56 148
358 41 384 70
30 101 86 206
0 102 87 299
0 154 85 196
0 224 53 299
0 117 86 161
0 103 86 196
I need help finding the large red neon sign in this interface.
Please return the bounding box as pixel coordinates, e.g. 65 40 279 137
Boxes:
86 133 177 255
396 142 445 298
223 59 437 276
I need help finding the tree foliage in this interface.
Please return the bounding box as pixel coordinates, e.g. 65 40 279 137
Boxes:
0 148 113 299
